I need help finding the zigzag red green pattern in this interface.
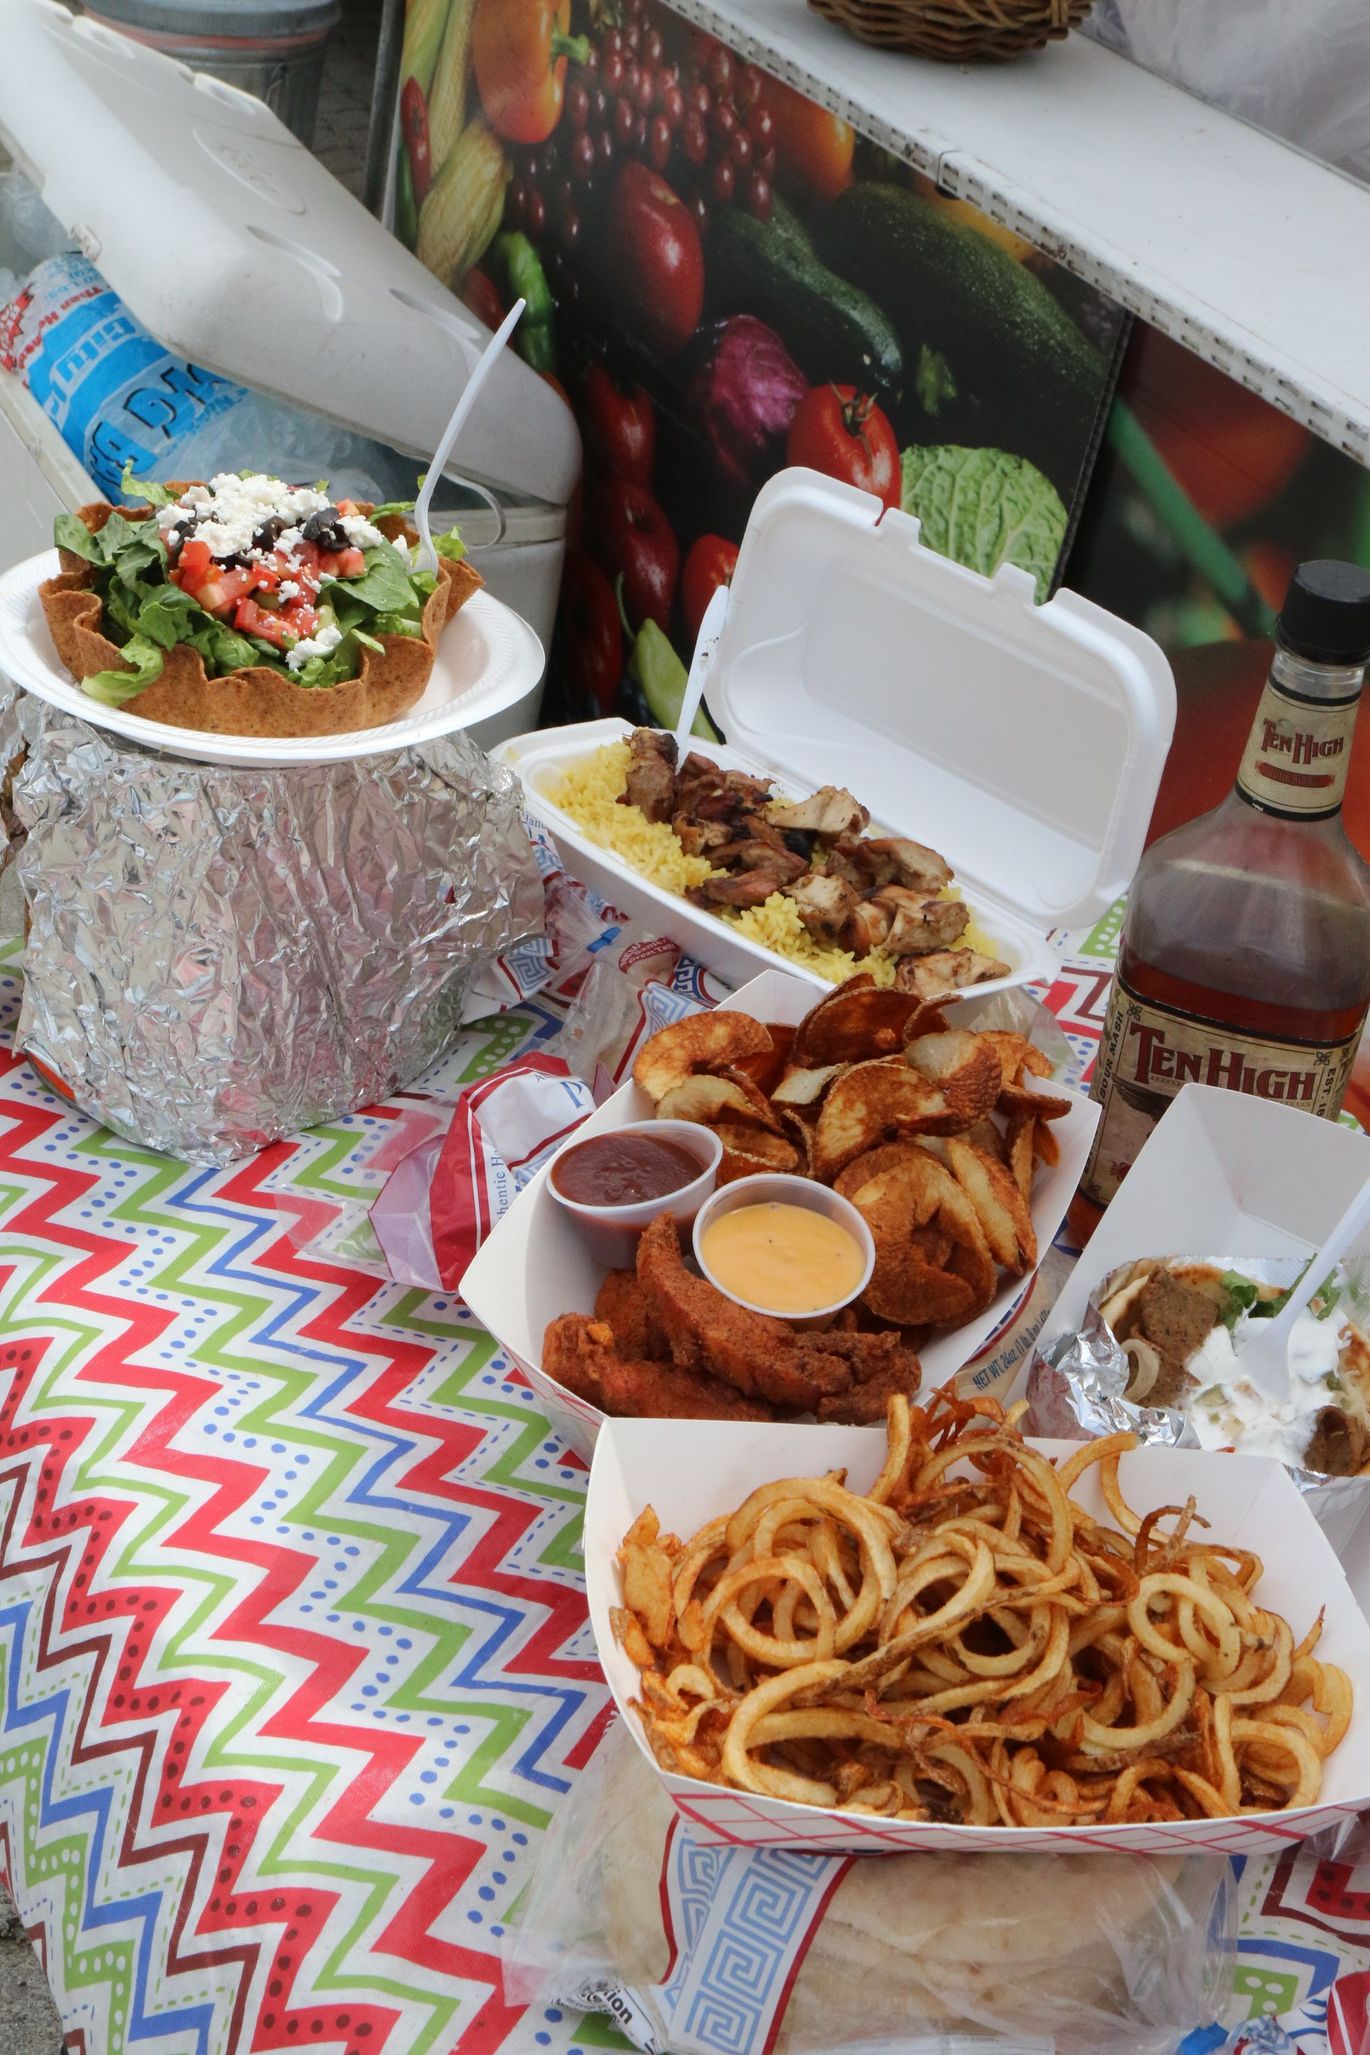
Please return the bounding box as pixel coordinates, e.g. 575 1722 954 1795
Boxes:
0 967 617 2055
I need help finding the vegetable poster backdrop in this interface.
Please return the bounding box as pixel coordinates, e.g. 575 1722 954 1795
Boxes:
392 0 1128 726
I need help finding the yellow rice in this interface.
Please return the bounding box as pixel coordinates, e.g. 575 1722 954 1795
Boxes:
540 739 997 987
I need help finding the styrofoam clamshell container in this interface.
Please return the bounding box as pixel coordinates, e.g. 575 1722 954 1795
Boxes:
458 966 1099 1463
500 470 1176 996
586 1415 1370 1855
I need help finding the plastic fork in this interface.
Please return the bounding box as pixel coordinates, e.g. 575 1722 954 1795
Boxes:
1238 1175 1370 1397
412 297 525 576
673 582 728 753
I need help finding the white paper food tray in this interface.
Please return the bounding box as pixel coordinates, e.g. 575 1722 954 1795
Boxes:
0 550 545 767
500 470 1175 996
586 1415 1370 1854
459 966 1098 1462
1043 1084 1370 1352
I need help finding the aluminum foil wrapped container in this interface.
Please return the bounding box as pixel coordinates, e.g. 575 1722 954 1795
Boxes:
1027 1255 1370 1554
0 687 543 1163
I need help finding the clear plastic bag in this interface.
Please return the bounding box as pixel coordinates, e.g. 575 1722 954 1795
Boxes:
503 1723 1234 2055
1086 0 1370 188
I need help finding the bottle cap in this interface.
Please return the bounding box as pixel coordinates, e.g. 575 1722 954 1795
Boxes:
1277 560 1370 666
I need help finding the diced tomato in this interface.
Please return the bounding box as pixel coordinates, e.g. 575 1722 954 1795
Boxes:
281 598 319 638
295 539 322 577
253 561 282 592
233 596 295 648
178 538 211 582
197 565 258 615
336 499 358 516
319 545 366 579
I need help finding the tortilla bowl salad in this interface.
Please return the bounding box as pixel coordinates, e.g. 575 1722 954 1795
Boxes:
39 466 482 739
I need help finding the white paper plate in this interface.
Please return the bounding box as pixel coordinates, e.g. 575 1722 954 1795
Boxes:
0 549 545 768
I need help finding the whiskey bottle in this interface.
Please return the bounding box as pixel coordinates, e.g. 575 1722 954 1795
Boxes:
1077 559 1370 1225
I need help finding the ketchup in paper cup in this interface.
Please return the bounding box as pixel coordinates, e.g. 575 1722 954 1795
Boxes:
548 1119 722 1268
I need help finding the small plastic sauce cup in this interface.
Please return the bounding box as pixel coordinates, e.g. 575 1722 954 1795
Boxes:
692 1173 875 1322
548 1119 723 1270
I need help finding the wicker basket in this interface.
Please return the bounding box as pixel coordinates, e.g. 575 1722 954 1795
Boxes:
807 0 1093 59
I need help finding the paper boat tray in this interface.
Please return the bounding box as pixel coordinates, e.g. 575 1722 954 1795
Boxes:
459 968 1098 1462
585 1417 1370 1855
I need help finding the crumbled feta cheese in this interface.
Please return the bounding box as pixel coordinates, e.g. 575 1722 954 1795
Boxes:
278 580 300 600
163 473 332 562
340 513 392 552
285 620 344 673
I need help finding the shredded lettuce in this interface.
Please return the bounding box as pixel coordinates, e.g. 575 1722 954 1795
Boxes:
81 635 167 705
1218 1271 1289 1330
117 461 176 509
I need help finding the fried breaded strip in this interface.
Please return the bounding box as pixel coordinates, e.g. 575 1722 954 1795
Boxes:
598 1356 776 1422
595 1269 669 1360
636 1215 854 1408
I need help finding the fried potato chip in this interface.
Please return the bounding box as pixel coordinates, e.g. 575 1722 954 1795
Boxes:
712 1124 799 1170
967 1115 1007 1163
658 1074 777 1129
974 1030 1053 1090
634 1012 773 1102
731 1022 795 1098
717 1143 798 1186
812 1059 967 1181
905 1030 1003 1124
1032 1118 1060 1167
792 986 926 1066
771 1064 843 1108
776 1108 816 1177
997 1081 1074 1122
1006 1117 1035 1201
620 1508 678 1649
945 1137 1037 1276
840 1147 996 1327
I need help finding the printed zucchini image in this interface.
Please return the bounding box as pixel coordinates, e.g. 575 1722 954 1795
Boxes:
393 0 1129 727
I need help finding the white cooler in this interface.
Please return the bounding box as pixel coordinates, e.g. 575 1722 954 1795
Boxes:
0 0 580 747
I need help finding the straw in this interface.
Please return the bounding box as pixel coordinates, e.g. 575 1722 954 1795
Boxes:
413 297 525 576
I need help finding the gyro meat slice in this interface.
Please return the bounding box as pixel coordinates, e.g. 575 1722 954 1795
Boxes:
766 785 870 838
945 1137 1037 1276
869 887 970 959
791 984 926 1067
633 1012 773 1102
905 1029 1002 1124
811 1059 965 1181
783 872 860 944
894 948 1011 1000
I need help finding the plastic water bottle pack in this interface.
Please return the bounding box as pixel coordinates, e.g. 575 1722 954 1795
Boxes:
0 166 416 504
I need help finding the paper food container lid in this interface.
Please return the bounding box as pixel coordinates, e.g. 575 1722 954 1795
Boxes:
0 0 579 509
586 1415 1370 1854
1043 1081 1370 1350
708 470 1176 932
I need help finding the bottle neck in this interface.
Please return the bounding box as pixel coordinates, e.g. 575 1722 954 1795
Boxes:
1232 641 1363 822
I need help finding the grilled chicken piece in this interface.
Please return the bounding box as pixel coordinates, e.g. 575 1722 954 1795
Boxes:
620 728 678 823
783 872 859 942
736 840 809 882
673 816 736 857
767 785 870 838
676 754 774 823
689 871 786 909
857 836 953 890
894 948 1012 999
870 886 970 958
841 898 894 956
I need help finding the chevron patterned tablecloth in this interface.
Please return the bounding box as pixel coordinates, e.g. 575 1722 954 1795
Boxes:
2 907 1370 2055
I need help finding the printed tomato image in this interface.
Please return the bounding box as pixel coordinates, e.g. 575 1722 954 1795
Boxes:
681 533 738 643
757 74 854 202
590 476 679 634
786 384 900 508
584 363 656 484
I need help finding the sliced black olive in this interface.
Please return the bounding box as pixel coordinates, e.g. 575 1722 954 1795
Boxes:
252 514 287 552
302 506 345 545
